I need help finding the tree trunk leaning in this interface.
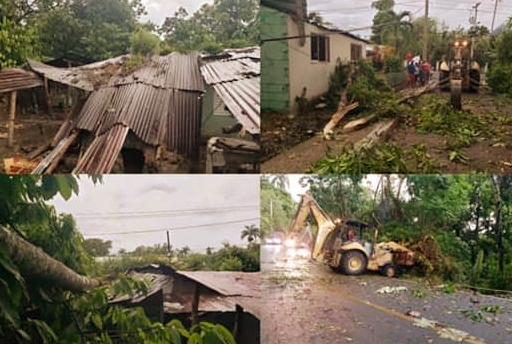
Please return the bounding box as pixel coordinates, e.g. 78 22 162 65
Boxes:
0 225 99 292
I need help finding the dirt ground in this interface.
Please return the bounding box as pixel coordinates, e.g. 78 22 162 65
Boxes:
262 245 512 344
262 89 512 173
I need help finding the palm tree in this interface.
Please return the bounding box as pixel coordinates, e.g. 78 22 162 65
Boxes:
241 224 261 243
270 174 290 192
178 246 191 258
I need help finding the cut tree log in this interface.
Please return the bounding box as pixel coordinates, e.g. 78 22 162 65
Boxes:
0 225 99 292
342 113 378 133
323 102 359 139
354 120 397 151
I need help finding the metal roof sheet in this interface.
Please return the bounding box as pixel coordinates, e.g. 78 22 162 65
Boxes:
212 78 260 134
0 68 42 93
176 271 261 298
73 124 129 173
200 50 260 134
29 53 203 92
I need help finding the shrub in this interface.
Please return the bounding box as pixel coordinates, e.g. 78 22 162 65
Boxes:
131 28 160 56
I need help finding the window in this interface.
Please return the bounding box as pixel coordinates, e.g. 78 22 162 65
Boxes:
351 43 362 61
311 34 329 62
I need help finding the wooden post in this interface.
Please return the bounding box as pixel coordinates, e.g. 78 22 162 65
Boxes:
44 77 53 117
232 304 244 340
32 91 38 116
7 91 17 148
191 284 200 326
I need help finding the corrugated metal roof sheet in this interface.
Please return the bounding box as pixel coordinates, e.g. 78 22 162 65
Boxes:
212 78 260 134
29 53 203 92
201 48 260 134
28 60 96 91
177 271 260 298
0 68 42 93
74 124 129 173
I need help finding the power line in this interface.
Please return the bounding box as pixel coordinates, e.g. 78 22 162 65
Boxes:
71 204 259 216
82 217 261 236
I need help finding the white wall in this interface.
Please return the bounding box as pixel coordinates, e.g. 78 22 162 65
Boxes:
287 19 367 112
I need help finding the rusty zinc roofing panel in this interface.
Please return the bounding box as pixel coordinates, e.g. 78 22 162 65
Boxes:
28 60 96 91
0 68 42 93
74 124 129 173
108 53 203 91
176 271 261 298
76 84 201 155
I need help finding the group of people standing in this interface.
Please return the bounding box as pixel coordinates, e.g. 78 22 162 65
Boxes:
406 52 432 88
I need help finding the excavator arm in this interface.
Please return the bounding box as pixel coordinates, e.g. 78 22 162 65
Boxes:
288 193 336 260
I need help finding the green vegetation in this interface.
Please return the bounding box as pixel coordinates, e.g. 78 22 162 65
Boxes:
0 0 258 67
260 175 297 235
98 242 260 276
0 176 247 343
488 21 512 96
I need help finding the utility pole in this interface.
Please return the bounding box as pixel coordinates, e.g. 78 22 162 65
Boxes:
166 230 171 253
422 0 429 60
470 2 481 60
491 0 502 35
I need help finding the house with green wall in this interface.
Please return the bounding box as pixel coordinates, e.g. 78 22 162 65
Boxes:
261 0 369 113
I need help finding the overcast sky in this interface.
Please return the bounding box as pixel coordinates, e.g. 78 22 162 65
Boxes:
139 0 511 39
48 175 260 254
308 0 511 39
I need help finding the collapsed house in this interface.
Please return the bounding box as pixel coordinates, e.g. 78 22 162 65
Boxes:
111 264 260 344
0 48 261 173
28 53 204 173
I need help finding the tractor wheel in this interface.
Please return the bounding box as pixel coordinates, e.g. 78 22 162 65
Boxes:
469 70 480 92
450 79 462 110
439 71 450 91
381 264 397 278
340 250 367 276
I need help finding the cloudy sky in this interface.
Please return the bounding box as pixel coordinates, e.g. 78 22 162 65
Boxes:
308 0 512 39
140 0 213 26
48 175 260 254
139 0 511 39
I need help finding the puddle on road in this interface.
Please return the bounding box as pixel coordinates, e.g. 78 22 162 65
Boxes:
262 244 312 284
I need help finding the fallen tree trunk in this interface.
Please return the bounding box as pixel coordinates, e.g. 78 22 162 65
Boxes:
0 225 99 292
341 79 439 134
323 102 359 139
354 120 397 151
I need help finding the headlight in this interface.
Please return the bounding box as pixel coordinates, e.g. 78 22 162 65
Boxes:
454 41 460 47
285 238 295 247
462 41 468 47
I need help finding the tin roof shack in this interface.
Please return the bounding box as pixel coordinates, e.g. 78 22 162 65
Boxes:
30 53 204 174
0 68 46 172
111 265 260 344
201 47 261 173
261 2 369 113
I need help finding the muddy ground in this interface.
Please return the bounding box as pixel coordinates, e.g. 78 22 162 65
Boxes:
262 244 512 344
261 89 512 174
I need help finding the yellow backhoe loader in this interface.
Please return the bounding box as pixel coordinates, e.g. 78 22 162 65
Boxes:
288 193 415 277
439 38 481 110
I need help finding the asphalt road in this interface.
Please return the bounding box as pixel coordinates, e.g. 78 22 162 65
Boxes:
261 245 512 344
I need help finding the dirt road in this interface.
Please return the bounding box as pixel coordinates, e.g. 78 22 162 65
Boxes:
261 245 512 344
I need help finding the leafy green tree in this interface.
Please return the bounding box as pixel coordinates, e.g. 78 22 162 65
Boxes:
261 176 297 235
83 238 113 257
0 19 38 67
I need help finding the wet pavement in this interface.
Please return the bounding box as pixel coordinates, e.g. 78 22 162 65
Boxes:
261 244 512 344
